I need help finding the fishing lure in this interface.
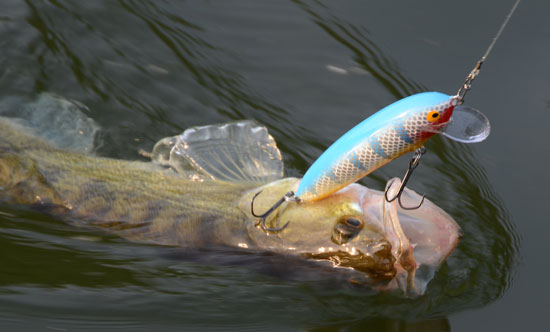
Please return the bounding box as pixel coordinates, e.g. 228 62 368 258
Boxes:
251 0 521 232
295 91 456 203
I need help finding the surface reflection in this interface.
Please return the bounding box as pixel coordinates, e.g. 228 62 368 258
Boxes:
294 0 425 99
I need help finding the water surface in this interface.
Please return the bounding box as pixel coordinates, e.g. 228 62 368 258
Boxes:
1 0 547 331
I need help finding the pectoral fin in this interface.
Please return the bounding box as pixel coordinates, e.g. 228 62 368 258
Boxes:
151 120 283 184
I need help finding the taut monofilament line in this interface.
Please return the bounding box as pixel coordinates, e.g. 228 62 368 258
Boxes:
455 0 521 105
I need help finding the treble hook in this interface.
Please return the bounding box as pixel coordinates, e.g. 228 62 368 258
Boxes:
250 191 297 233
384 147 427 210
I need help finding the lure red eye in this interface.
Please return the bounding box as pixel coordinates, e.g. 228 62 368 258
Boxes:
427 111 440 123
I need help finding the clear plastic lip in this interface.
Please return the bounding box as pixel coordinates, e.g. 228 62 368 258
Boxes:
425 105 491 143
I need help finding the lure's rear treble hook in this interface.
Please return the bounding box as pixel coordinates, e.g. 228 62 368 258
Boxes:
385 147 426 210
250 191 298 233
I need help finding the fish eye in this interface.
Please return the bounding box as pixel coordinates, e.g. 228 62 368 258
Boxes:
331 216 364 245
343 217 363 229
427 110 440 123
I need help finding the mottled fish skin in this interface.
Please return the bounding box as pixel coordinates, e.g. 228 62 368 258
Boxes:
0 119 254 247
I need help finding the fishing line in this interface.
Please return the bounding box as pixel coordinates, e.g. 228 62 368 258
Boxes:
456 0 521 104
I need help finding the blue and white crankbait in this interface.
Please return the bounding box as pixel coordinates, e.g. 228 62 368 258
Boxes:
295 92 457 202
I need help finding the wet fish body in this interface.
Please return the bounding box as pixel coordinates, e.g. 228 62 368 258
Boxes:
0 95 461 294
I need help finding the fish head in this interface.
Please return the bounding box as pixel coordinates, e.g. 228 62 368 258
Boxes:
240 177 461 294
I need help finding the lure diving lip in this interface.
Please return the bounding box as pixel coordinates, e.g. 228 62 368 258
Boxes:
440 105 491 143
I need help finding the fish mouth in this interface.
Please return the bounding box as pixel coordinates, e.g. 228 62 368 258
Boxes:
372 178 461 294
303 242 397 281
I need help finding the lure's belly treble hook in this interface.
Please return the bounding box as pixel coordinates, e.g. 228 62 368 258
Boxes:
384 147 426 210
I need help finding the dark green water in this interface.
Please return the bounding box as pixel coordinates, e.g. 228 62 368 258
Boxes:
0 0 547 330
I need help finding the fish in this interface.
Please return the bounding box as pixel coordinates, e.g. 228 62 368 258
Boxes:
0 94 461 295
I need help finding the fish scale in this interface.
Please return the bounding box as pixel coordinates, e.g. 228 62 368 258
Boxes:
296 92 456 202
